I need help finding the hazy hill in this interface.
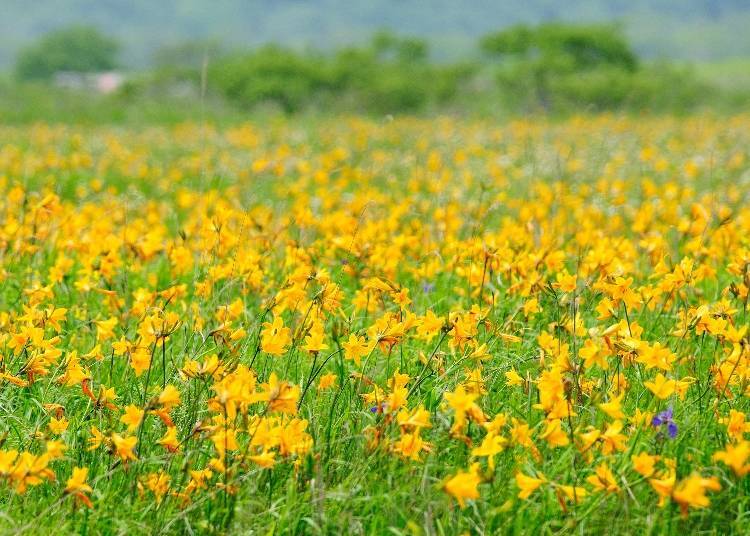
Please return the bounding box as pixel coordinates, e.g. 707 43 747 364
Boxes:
2 0 749 69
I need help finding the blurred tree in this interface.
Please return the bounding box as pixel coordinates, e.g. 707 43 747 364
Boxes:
481 23 637 71
481 23 639 111
371 30 429 63
208 32 468 114
16 25 118 80
210 46 336 113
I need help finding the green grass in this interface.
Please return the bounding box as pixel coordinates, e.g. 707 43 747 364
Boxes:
0 115 748 534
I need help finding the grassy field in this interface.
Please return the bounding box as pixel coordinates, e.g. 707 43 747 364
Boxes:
0 115 749 534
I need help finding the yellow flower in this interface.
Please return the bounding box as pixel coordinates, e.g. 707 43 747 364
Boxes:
444 385 479 414
45 440 67 460
523 297 539 316
443 463 481 508
586 463 620 493
48 416 69 435
157 426 180 452
342 334 370 365
88 426 106 451
111 433 138 462
599 393 625 420
471 431 506 470
505 368 524 387
260 316 291 356
144 472 171 503
554 271 577 293
720 410 750 440
65 467 93 508
396 406 432 429
249 450 276 468
391 429 430 461
540 418 569 448
515 471 546 499
258 373 299 414
649 468 677 507
317 372 337 390
120 404 145 432
157 384 181 410
713 441 750 476
631 452 659 477
644 373 676 399
301 323 328 354
130 347 151 377
672 474 721 517
557 484 587 502
579 338 609 370
95 317 118 341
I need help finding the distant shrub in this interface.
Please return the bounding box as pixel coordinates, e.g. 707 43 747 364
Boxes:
8 24 734 118
481 23 638 73
210 47 337 113
482 23 660 112
16 25 118 81
207 33 468 114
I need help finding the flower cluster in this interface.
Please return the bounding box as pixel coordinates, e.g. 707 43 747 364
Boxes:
0 116 747 531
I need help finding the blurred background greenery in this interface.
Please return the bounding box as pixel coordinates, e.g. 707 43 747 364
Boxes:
1 0 749 122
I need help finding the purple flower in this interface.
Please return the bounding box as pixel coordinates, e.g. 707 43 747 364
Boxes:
652 406 678 439
651 407 672 425
422 281 435 294
370 402 388 413
666 421 678 438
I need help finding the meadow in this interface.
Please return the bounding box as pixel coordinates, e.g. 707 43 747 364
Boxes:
0 114 748 534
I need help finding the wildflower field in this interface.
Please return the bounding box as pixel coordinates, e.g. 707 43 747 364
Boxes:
1 115 750 534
